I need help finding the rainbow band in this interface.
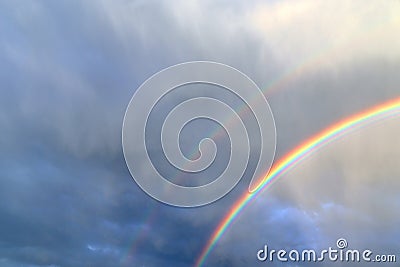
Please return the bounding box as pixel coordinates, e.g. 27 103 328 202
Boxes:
195 97 400 267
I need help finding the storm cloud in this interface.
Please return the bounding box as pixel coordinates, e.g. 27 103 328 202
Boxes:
0 0 399 266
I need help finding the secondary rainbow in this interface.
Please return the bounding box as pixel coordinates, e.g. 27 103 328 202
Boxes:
195 97 400 267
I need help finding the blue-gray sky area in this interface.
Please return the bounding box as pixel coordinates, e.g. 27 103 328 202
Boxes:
1 1 400 266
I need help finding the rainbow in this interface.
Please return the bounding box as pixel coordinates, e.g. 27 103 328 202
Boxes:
123 12 398 264
195 97 400 267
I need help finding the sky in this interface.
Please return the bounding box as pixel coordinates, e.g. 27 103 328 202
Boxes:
0 0 400 266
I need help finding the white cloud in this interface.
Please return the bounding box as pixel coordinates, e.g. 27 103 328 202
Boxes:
248 0 400 69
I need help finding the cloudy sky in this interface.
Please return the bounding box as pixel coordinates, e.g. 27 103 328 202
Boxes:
1 0 400 266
